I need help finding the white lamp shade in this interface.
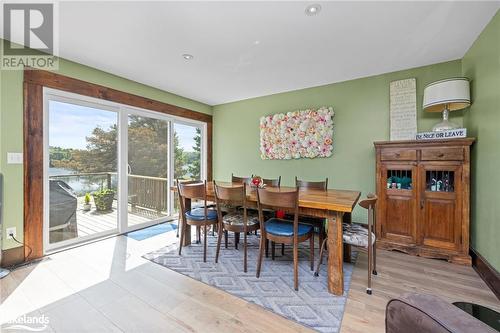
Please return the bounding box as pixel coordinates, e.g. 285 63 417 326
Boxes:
423 78 471 113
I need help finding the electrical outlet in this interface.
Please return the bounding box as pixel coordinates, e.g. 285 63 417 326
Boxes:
6 227 16 239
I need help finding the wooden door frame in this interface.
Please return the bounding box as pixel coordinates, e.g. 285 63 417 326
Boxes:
24 68 213 259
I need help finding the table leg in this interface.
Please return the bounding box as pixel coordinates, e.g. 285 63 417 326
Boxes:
183 197 191 246
343 212 352 263
327 211 344 295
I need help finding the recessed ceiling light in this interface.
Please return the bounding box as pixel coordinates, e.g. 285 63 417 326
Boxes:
182 54 194 60
305 4 321 16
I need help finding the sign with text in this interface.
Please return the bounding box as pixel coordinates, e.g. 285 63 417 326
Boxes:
416 128 467 140
390 78 417 141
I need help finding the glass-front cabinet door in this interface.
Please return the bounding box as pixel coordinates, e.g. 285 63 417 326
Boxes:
418 163 462 251
379 163 417 245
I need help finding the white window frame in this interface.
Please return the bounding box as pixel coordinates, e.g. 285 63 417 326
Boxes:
42 87 207 253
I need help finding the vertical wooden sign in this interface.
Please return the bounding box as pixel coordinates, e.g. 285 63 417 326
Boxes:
390 78 417 141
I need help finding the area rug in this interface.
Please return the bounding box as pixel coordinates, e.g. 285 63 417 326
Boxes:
126 222 177 241
144 233 356 332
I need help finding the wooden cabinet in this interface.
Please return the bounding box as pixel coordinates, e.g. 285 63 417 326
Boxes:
374 139 474 265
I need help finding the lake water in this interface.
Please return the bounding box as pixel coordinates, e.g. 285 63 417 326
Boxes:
49 168 116 196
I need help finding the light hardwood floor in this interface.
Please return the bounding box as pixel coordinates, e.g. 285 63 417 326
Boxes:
1 229 498 332
341 249 500 333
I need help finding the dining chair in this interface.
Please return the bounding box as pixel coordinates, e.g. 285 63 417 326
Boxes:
175 179 215 240
295 177 328 248
315 194 378 295
231 173 252 184
177 180 218 262
295 177 329 191
256 187 314 291
257 176 282 240
262 176 281 187
213 181 260 272
231 173 258 236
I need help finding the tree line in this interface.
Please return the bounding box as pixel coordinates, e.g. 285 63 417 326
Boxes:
50 116 201 180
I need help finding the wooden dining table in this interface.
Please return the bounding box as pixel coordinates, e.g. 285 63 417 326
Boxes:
174 181 361 296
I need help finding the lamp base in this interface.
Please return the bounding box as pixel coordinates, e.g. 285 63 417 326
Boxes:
432 109 459 132
432 120 460 132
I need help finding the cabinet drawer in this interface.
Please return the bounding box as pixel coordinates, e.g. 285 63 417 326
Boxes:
421 148 463 161
380 148 417 161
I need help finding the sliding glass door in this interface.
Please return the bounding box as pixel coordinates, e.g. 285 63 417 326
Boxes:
127 115 169 228
172 123 204 213
173 123 202 181
45 98 119 249
44 88 206 252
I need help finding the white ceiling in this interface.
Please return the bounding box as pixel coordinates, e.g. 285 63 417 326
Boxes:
5 1 500 105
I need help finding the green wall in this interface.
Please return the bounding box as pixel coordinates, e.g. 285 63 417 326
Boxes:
0 55 211 251
213 60 463 223
462 11 500 270
2 11 498 272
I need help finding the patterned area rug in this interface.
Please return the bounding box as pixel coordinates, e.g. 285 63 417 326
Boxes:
144 234 356 332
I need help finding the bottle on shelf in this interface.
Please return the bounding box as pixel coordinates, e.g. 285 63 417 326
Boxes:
430 178 437 191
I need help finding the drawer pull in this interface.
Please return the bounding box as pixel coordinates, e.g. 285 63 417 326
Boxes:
438 153 444 158
395 153 401 157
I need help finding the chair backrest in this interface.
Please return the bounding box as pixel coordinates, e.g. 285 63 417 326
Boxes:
262 176 281 187
175 179 202 186
177 180 207 218
213 181 248 219
295 177 328 191
358 194 378 235
176 179 204 206
231 173 252 185
256 187 299 237
213 181 246 206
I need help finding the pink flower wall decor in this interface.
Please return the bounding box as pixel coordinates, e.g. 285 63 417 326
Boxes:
260 106 334 160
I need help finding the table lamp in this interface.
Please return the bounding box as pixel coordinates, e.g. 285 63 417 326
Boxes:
423 78 471 132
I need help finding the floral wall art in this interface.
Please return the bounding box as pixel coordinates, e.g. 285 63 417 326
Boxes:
259 106 334 160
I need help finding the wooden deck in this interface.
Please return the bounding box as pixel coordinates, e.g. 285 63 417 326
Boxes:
76 198 168 237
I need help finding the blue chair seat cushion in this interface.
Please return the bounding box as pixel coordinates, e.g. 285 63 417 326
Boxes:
264 218 313 237
185 208 217 221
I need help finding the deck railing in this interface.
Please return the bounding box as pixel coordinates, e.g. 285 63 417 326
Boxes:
128 174 168 213
49 172 168 213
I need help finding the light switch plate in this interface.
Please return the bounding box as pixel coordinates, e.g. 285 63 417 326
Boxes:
7 152 23 164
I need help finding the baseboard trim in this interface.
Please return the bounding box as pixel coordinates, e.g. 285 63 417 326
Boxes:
470 247 500 300
1 246 25 267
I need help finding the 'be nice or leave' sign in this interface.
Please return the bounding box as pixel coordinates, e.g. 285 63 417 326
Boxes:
416 128 467 140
